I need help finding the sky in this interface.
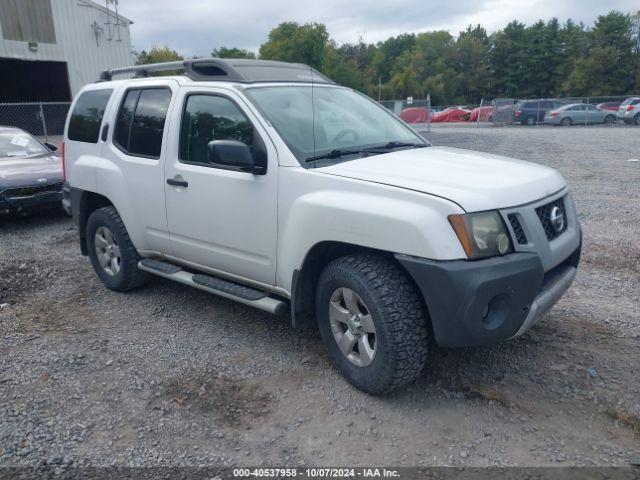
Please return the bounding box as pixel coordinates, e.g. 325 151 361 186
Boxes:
117 0 640 57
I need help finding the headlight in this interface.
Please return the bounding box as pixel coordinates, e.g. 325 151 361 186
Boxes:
448 211 512 259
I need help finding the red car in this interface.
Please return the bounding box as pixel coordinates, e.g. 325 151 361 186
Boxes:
596 102 621 111
431 107 471 123
400 107 430 124
468 106 494 122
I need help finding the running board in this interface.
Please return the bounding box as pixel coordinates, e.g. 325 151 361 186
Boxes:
138 259 287 315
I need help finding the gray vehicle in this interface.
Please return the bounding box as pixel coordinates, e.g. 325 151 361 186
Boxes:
617 97 640 125
0 127 62 216
543 103 617 126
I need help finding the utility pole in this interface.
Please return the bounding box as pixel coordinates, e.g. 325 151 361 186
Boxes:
378 76 382 102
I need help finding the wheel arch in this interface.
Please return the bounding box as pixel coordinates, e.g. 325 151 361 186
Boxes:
74 189 114 255
290 241 431 334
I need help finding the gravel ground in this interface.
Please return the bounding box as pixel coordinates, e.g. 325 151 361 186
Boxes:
1 125 639 469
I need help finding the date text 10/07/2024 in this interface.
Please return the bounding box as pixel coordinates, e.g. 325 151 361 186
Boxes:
232 468 400 478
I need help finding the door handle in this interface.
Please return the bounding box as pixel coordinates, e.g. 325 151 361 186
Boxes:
100 123 109 142
167 177 188 188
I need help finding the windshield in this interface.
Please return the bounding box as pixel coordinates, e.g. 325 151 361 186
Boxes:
244 85 424 164
0 132 48 158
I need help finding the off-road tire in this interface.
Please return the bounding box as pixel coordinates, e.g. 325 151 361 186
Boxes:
86 206 148 292
315 253 429 394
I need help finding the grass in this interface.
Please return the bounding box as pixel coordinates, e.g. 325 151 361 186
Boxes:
605 406 640 433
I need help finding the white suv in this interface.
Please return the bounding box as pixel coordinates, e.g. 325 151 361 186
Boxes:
62 59 581 394
617 97 640 125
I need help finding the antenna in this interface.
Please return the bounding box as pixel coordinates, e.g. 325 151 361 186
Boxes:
104 0 122 42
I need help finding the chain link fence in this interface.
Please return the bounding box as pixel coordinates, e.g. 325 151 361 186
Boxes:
380 94 639 128
0 102 71 139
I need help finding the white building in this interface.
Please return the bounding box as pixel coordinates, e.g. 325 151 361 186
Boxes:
0 0 134 102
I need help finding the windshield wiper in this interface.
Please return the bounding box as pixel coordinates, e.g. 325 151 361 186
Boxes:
304 149 364 163
304 141 428 163
362 141 429 152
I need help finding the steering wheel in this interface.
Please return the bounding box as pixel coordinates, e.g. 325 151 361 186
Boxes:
331 128 360 144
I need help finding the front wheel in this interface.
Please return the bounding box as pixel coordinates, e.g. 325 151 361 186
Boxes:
86 206 148 292
315 254 429 394
603 115 615 124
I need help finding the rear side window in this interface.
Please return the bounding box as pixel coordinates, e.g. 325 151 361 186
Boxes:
113 87 172 158
67 89 112 143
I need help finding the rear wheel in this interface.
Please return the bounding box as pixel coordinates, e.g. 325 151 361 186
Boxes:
560 117 572 126
315 254 429 394
604 115 615 124
86 206 148 292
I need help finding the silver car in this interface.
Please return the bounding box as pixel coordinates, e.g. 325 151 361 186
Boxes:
543 103 617 126
617 97 640 125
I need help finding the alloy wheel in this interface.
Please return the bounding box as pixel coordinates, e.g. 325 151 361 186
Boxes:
329 287 377 367
94 226 121 276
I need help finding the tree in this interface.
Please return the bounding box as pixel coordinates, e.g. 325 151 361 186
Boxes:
259 22 329 69
565 11 636 95
211 46 256 59
489 21 528 97
136 46 183 65
453 25 490 102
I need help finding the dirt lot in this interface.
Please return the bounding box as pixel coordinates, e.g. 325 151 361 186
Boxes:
1 125 639 469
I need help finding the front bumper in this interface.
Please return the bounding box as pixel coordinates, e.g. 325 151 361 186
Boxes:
396 242 580 347
0 190 62 215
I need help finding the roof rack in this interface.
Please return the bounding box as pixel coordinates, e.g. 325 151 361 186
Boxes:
98 58 334 84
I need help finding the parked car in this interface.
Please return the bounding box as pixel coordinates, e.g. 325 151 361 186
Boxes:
400 107 430 123
543 103 617 126
431 106 471 122
63 58 581 394
468 105 494 122
0 126 62 216
617 97 640 125
513 100 563 125
596 101 621 111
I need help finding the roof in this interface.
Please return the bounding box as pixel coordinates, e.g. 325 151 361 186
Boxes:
99 58 334 84
79 0 134 25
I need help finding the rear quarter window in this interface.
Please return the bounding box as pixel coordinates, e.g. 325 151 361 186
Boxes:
113 87 172 159
67 89 113 143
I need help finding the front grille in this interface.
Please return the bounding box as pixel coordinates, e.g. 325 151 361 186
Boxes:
536 197 567 240
508 214 528 244
1 182 63 199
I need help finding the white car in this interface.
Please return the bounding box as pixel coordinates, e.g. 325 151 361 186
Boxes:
617 97 640 125
62 59 581 394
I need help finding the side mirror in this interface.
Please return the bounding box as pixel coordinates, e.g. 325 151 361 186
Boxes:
44 142 58 152
207 140 255 172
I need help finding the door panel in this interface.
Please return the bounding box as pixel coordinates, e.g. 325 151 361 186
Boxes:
101 80 178 254
164 88 278 285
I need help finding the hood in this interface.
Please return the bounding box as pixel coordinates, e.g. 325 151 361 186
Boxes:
0 154 62 190
316 146 566 211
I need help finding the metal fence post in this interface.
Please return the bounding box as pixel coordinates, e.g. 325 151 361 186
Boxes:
427 93 431 133
585 96 589 126
39 103 48 140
